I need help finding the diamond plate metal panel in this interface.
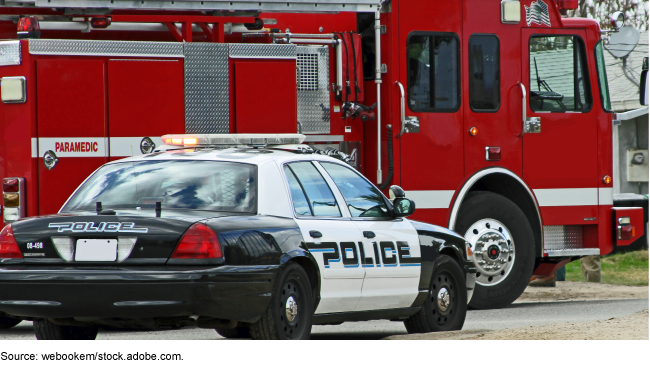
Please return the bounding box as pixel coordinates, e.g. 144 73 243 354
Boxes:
229 44 296 59
0 41 21 66
297 46 330 134
543 225 583 251
184 43 230 134
29 39 183 58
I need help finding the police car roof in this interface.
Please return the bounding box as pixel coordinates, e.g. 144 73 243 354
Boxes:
109 146 347 167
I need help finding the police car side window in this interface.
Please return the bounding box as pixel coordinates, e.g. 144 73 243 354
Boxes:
320 162 390 218
284 165 312 216
285 162 342 217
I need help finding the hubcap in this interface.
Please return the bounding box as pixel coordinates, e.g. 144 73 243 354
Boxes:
464 218 515 286
437 287 450 312
285 296 298 323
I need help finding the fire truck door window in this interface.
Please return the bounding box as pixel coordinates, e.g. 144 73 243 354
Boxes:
407 33 460 112
284 162 341 217
594 41 612 112
529 36 592 112
468 35 500 112
319 162 390 219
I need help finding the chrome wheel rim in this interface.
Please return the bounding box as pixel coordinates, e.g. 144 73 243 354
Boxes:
437 287 450 312
285 296 298 323
464 218 515 286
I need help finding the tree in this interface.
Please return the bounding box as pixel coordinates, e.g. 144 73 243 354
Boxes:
569 0 649 31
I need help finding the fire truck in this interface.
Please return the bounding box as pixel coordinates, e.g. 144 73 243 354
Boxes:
0 0 645 312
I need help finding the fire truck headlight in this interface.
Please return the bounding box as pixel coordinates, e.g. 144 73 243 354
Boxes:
0 77 27 104
140 137 156 154
43 150 59 170
3 207 20 223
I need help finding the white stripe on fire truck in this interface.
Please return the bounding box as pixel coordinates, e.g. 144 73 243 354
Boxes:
32 137 107 158
405 190 456 209
598 187 613 205
31 137 164 158
109 137 164 157
533 188 598 207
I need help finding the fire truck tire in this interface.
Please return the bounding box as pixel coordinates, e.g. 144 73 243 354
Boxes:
215 326 250 339
33 319 98 340
456 192 535 310
404 255 467 333
249 262 313 340
0 316 21 329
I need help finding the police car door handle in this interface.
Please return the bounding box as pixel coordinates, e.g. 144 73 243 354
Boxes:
309 230 323 238
363 231 376 239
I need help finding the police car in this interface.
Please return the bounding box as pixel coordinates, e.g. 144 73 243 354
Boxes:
0 134 475 340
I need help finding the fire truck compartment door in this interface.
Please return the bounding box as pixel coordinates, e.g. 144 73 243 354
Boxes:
521 28 599 225
36 59 108 215
234 60 297 133
107 59 185 160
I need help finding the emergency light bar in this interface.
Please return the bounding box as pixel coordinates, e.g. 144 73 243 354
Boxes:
161 134 306 147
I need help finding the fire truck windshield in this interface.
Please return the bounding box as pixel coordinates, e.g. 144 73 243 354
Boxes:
60 160 257 214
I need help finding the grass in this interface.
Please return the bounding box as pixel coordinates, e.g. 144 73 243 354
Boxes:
564 250 649 286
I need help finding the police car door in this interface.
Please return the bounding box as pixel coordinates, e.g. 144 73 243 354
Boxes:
282 161 365 314
318 162 421 311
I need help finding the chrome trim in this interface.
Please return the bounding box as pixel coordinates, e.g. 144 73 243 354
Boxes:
544 248 600 257
304 135 344 142
29 39 184 58
448 168 543 257
0 76 27 104
0 40 21 66
0 300 61 306
114 301 182 306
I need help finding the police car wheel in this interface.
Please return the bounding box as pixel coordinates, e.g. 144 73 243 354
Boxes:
456 192 535 310
0 315 21 329
404 255 467 333
250 262 313 340
215 326 250 339
33 319 98 340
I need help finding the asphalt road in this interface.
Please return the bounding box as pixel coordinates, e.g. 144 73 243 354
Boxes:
1 298 647 340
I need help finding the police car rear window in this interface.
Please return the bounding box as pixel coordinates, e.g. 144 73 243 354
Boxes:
61 160 257 214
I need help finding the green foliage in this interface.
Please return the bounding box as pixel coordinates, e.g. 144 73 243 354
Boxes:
564 250 648 286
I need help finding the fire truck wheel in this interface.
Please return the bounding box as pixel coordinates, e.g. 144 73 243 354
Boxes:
404 255 467 333
456 192 535 310
215 326 250 339
249 262 313 340
0 315 22 329
33 319 98 340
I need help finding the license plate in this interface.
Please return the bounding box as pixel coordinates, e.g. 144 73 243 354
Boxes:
75 239 118 262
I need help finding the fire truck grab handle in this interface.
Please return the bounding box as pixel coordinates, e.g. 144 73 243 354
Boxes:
517 82 526 137
395 81 406 138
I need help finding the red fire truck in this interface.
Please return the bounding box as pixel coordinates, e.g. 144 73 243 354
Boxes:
0 0 645 311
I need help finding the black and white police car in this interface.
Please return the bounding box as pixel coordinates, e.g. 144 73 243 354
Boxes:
0 134 475 340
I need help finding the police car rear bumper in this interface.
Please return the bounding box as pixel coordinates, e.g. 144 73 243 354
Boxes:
0 265 277 322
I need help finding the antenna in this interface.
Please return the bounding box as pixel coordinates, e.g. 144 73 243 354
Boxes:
608 26 640 59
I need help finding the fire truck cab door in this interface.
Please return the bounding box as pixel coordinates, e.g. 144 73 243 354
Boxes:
396 0 465 226
521 28 599 223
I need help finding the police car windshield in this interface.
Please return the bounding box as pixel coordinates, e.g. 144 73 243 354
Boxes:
61 160 257 214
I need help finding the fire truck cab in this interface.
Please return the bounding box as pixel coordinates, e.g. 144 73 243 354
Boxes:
0 0 645 312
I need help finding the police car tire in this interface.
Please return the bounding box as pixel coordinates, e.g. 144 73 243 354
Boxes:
456 192 536 310
250 262 313 340
33 319 98 340
0 315 21 329
215 327 250 339
404 255 467 333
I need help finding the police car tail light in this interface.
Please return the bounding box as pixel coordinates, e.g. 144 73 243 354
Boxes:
171 223 222 259
3 178 25 224
161 134 306 147
0 225 23 259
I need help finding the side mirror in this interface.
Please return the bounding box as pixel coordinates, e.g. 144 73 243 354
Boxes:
393 197 416 217
610 11 625 31
389 185 405 199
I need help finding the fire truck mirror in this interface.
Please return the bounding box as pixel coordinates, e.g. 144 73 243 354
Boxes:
610 11 625 31
43 150 58 170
